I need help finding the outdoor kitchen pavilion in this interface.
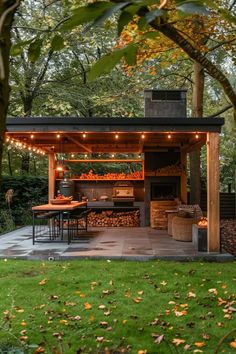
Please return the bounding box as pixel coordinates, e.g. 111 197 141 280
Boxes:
6 114 224 253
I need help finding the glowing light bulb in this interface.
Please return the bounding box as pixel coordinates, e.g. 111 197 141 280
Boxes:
56 133 61 138
167 134 172 139
141 134 145 139
195 134 199 139
115 134 119 139
30 134 34 139
82 133 87 138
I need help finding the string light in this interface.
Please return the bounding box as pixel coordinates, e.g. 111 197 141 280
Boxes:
71 153 75 158
5 136 46 155
82 133 87 138
56 133 61 139
195 133 199 139
30 134 34 139
167 134 172 139
115 133 119 139
141 133 145 139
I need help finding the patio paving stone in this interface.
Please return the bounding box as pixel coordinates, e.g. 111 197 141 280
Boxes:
0 226 234 261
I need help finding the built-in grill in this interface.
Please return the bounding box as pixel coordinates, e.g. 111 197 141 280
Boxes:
112 182 135 206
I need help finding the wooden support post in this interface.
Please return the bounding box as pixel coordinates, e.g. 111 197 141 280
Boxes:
48 152 55 202
180 150 187 203
207 132 220 252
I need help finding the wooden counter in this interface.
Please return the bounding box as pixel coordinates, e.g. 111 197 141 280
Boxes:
32 201 87 211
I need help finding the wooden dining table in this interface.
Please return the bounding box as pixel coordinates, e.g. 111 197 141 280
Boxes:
32 201 87 244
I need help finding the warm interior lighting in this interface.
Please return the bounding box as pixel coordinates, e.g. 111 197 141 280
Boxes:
84 154 88 158
30 134 34 139
71 154 75 158
141 134 145 139
111 154 115 158
195 133 199 139
56 133 61 138
115 134 119 139
82 133 87 138
198 217 207 227
167 134 172 139
6 137 10 142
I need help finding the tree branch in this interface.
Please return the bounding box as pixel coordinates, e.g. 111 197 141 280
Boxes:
206 104 233 118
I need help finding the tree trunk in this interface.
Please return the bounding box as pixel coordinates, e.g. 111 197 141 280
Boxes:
190 61 204 205
0 1 19 184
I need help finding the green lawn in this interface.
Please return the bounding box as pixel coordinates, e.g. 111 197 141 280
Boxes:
0 260 235 354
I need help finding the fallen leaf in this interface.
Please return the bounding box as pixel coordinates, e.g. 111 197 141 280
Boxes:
102 290 110 295
122 319 127 324
172 338 186 346
194 342 205 347
187 291 196 298
184 344 191 350
100 321 108 327
160 281 167 286
230 341 236 348
104 310 111 316
98 304 106 309
133 297 142 303
138 290 144 295
168 301 176 305
138 351 147 354
59 320 68 325
180 303 188 308
202 333 210 340
64 301 76 306
19 336 28 341
208 288 218 295
48 295 58 301
218 297 227 305
39 279 47 286
154 334 164 344
20 321 27 326
84 302 92 310
193 350 203 353
35 347 45 353
174 310 187 317
96 336 104 342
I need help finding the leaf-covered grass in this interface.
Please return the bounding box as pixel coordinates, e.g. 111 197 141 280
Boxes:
0 260 235 353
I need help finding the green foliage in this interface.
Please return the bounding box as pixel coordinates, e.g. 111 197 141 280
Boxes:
0 210 15 234
0 176 48 228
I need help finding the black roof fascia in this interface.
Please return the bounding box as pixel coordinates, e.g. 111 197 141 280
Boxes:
6 117 224 133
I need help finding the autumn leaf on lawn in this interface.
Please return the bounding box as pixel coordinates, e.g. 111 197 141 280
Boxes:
98 304 106 309
154 334 164 344
64 301 76 307
172 338 186 346
138 290 144 295
34 347 45 353
96 336 104 342
19 336 28 341
100 321 108 327
133 297 142 303
194 342 205 347
160 281 167 286
230 340 236 349
174 310 187 317
59 319 68 325
84 302 92 310
39 279 47 285
208 288 218 295
20 321 27 326
218 297 227 305
187 291 196 298
138 350 147 354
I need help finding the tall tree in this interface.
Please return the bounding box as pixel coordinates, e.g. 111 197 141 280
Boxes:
63 0 235 118
0 0 19 183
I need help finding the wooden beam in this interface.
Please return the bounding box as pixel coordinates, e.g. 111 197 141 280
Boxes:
48 152 55 201
64 134 92 153
207 132 220 252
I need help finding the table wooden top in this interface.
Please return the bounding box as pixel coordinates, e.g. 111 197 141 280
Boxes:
32 201 87 211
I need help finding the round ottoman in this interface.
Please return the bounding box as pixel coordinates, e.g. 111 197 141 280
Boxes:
172 216 196 242
167 212 178 235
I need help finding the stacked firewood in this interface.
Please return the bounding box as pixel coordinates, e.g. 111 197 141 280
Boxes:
76 210 140 227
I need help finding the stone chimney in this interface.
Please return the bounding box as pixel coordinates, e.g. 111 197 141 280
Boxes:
144 89 187 118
